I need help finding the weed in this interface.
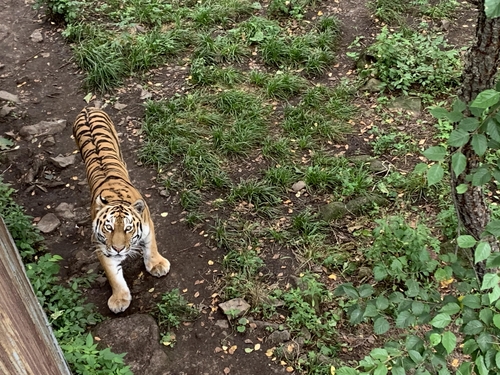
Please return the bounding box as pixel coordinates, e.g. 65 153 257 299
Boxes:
261 136 292 161
366 26 462 96
155 289 199 331
228 178 282 210
190 58 245 86
0 179 44 259
369 126 417 156
265 72 308 99
365 215 440 283
72 41 126 92
248 69 270 86
230 16 281 44
290 208 328 246
268 0 315 19
180 188 202 210
185 211 206 227
264 165 299 190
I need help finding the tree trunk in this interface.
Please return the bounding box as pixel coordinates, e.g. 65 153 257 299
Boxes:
455 0 500 277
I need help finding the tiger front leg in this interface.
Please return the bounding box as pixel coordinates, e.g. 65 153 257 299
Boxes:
142 225 170 277
98 251 132 313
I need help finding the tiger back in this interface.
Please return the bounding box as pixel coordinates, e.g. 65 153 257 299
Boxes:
73 107 170 313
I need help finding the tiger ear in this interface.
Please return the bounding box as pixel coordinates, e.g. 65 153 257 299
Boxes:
95 195 108 211
133 199 145 214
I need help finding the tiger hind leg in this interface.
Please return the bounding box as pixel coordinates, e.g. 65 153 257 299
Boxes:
142 224 170 277
98 251 132 313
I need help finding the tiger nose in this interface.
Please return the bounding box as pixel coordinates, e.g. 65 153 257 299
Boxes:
112 245 125 252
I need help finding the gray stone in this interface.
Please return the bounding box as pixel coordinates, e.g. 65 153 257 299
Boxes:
360 78 384 92
369 160 387 173
94 314 168 375
345 194 389 214
349 154 372 163
214 319 229 329
0 90 20 103
50 154 76 168
55 202 75 220
73 207 91 225
291 180 306 192
267 329 290 344
114 102 128 110
140 89 152 100
0 104 16 117
30 29 43 43
42 136 56 146
19 119 66 139
219 298 251 318
37 213 61 233
319 202 348 221
388 96 422 115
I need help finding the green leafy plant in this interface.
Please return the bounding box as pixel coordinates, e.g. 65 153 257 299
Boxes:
155 289 199 332
366 26 462 97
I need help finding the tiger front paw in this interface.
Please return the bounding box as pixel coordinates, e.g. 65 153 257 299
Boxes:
146 257 171 277
108 292 132 313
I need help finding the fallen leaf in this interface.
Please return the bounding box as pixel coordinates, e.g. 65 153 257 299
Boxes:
331 366 336 375
148 288 155 293
245 348 253 353
228 345 237 354
160 212 168 217
254 343 261 351
328 274 337 280
194 291 200 298
208 260 214 265
286 366 294 373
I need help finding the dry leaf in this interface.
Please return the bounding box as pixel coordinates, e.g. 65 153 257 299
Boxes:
228 345 237 354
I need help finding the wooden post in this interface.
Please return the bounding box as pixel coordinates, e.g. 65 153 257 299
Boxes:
0 217 72 375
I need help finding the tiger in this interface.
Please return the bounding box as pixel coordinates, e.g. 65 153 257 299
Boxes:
73 107 170 313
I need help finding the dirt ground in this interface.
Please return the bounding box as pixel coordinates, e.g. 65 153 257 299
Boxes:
0 0 476 374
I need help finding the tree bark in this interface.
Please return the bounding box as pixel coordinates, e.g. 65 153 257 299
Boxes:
455 0 500 277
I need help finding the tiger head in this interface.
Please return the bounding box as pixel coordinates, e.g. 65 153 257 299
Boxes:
92 197 147 257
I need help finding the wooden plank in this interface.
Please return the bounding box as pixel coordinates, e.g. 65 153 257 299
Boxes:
0 217 71 375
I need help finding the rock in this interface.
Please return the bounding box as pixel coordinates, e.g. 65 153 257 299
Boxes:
440 19 451 31
369 160 387 173
114 102 128 110
37 213 61 233
55 202 75 220
19 119 66 140
0 104 16 117
50 154 76 168
140 89 152 100
360 78 384 92
215 319 229 329
345 194 389 214
349 154 372 163
291 180 306 192
42 136 56 146
73 207 91 225
0 90 20 103
219 298 251 318
30 29 44 43
267 329 290 345
388 96 422 115
94 314 168 375
319 202 348 221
